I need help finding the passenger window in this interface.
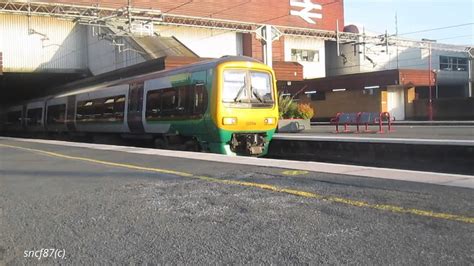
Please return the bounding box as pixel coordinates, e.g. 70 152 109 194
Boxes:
47 104 66 125
176 86 188 114
77 101 93 121
145 84 207 120
103 98 115 118
193 84 207 115
7 111 22 125
161 89 177 114
146 90 162 120
77 95 125 122
92 99 104 119
114 96 125 120
27 108 43 126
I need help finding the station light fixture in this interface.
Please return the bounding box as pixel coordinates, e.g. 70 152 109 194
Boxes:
332 88 346 92
364 85 380 90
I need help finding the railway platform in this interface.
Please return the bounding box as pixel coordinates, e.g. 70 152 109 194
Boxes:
0 136 473 264
270 125 474 175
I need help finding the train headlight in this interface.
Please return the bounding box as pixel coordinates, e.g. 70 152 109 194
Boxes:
222 117 238 125
264 117 276 125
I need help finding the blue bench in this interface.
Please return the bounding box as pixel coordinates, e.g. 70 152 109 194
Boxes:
331 112 393 133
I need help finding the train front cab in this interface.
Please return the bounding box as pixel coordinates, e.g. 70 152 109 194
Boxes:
211 61 279 156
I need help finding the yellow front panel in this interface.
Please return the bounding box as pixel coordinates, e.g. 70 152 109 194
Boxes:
213 61 279 132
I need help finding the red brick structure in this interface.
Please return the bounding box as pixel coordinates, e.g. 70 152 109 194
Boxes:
42 0 344 30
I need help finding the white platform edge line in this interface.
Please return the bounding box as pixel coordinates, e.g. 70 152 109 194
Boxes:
1 137 473 189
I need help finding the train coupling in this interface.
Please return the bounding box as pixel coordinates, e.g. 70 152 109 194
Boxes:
230 133 267 156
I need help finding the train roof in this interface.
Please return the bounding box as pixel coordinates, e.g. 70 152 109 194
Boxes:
54 56 263 98
3 56 265 106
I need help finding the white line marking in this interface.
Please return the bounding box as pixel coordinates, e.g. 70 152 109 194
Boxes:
1 137 473 189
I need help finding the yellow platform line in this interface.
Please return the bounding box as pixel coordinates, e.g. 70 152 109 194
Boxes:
1 143 473 224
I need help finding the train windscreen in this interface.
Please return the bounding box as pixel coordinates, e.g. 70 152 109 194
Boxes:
222 70 274 107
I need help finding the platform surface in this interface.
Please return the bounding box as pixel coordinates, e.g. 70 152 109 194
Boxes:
1 137 473 264
275 125 474 146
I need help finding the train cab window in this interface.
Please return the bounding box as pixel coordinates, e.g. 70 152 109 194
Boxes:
223 70 247 102
7 111 22 125
222 70 274 107
47 104 66 125
250 72 273 103
26 108 43 126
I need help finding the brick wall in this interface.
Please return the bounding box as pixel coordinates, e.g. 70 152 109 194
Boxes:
42 0 344 31
243 33 285 62
298 89 382 120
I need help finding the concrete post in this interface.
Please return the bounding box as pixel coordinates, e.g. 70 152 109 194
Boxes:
264 25 273 68
468 55 473 98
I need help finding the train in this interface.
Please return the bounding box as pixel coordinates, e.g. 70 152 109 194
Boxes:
0 56 279 156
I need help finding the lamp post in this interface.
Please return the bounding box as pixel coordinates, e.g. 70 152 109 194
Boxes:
423 39 436 121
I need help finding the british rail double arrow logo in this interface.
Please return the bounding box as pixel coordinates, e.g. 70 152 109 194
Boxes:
290 0 323 24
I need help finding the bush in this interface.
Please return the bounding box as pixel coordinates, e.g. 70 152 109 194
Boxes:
297 103 315 119
286 102 299 119
278 92 315 119
278 93 294 119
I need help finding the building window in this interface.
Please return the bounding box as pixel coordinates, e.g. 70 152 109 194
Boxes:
439 56 468 71
291 49 319 62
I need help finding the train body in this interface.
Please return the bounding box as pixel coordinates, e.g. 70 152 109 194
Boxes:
0 57 279 156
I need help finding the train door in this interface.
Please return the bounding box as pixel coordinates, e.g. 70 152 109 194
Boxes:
66 95 76 131
127 82 145 133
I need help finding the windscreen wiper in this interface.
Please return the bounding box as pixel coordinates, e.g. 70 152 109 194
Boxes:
233 83 247 102
251 87 264 103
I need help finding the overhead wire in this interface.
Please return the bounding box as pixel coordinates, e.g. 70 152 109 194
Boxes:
7 0 471 80
397 23 474 36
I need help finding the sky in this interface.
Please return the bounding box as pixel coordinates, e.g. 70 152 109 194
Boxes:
344 0 474 45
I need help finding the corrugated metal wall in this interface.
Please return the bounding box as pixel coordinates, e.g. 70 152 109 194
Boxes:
87 27 147 75
0 13 87 72
156 26 242 58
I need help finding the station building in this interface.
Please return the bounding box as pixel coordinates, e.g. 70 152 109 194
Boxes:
0 0 472 120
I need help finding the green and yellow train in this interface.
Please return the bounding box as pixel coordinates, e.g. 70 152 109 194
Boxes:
1 56 279 156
